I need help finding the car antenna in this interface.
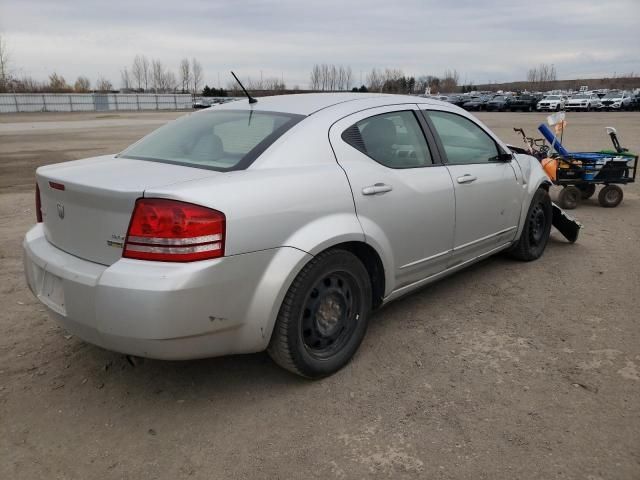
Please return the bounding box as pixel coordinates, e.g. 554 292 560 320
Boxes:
231 71 257 104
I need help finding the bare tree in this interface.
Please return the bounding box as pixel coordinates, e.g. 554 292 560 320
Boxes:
179 58 191 93
366 68 383 92
48 72 71 92
95 76 113 92
309 64 321 90
132 54 151 91
191 58 203 94
527 63 557 88
120 67 131 91
309 64 354 91
441 69 460 92
151 59 164 93
0 34 10 92
132 55 144 90
163 70 177 92
74 76 91 92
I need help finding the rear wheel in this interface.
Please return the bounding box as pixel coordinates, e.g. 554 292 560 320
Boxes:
598 185 623 208
558 186 581 209
509 188 552 261
577 183 596 199
268 249 372 378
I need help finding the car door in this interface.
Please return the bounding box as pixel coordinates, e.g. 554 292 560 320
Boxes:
329 106 455 292
420 108 524 266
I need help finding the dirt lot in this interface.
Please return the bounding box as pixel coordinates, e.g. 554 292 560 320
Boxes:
1 110 639 479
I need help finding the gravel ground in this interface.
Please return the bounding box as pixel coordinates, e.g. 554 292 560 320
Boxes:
1 110 639 479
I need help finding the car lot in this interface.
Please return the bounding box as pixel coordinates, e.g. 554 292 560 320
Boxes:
1 110 639 479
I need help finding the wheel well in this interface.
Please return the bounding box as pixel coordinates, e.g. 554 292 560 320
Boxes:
328 241 385 309
540 181 551 192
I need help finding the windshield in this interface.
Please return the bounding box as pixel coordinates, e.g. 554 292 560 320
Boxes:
572 94 589 99
602 92 621 99
492 96 505 101
544 96 561 100
120 109 304 171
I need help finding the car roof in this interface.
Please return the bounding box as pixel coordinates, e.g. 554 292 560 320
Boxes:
212 92 447 116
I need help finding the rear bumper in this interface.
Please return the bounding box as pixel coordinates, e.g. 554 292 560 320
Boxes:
23 224 310 360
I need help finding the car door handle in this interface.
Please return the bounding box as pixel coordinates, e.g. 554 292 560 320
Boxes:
456 174 477 184
362 183 393 195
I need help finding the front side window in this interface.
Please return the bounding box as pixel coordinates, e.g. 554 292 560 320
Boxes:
120 109 303 171
426 111 500 165
342 111 432 168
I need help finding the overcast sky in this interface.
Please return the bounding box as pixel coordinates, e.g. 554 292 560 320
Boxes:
1 0 639 89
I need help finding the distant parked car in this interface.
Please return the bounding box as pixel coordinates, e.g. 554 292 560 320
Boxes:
599 91 632 110
192 99 212 109
536 95 565 111
485 95 512 111
630 93 640 111
509 94 541 112
462 96 489 111
446 95 468 107
565 93 601 111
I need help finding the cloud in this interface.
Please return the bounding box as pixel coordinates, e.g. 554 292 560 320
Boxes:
1 0 639 88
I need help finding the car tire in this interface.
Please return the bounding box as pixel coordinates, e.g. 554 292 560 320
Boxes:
509 188 552 261
577 183 596 199
598 185 623 208
558 186 581 209
268 249 372 378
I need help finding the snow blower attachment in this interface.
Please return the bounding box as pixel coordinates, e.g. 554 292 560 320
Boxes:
551 204 581 243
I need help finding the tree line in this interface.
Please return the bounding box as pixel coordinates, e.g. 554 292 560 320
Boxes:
308 64 463 94
0 34 205 94
120 55 203 93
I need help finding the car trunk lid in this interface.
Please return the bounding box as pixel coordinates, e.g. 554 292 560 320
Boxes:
37 155 218 265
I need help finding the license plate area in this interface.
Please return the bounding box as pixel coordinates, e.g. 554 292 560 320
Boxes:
37 268 66 315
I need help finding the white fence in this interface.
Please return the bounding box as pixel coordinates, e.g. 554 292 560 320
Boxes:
0 93 194 113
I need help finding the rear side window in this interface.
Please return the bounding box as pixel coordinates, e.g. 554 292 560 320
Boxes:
342 111 432 168
426 111 499 165
120 110 303 171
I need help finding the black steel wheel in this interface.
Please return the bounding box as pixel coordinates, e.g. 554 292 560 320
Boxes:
300 271 361 358
558 186 581 210
577 183 596 199
509 188 552 261
268 249 372 378
598 184 623 208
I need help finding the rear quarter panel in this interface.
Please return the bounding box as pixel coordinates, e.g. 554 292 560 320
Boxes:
144 118 363 257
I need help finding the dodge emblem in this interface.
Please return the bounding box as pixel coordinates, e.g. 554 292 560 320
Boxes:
57 203 65 219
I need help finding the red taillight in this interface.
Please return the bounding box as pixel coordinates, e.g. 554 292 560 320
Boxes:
123 198 225 262
36 183 43 223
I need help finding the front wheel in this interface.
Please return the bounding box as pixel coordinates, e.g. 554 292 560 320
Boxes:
509 188 552 261
268 249 372 378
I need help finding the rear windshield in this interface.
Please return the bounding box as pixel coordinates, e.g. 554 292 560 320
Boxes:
120 109 304 171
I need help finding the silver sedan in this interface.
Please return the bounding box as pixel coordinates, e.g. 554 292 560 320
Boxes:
24 93 554 378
